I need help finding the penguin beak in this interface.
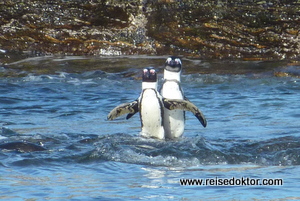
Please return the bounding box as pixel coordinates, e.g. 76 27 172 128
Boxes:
165 57 182 67
167 60 178 67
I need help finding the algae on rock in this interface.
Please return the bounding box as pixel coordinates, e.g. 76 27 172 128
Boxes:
1 0 300 60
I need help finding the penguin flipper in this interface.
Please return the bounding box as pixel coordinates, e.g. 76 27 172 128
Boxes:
126 111 138 120
163 98 207 127
107 101 139 120
184 96 190 101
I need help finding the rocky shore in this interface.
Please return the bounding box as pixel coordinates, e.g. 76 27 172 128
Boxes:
1 0 300 61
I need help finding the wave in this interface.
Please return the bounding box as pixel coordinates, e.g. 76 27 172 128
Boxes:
87 134 300 167
1 131 299 167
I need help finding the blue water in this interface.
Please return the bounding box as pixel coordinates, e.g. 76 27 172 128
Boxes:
0 56 300 200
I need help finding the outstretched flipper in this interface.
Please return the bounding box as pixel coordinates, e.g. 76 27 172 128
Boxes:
107 100 139 120
163 98 207 127
126 111 138 120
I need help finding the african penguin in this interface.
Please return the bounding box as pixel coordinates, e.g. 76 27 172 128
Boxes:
160 56 207 139
107 67 207 140
108 67 165 139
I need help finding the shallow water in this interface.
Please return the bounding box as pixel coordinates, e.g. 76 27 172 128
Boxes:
0 56 300 200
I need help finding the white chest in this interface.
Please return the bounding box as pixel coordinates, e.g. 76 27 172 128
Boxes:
139 89 164 139
161 80 185 139
161 81 184 99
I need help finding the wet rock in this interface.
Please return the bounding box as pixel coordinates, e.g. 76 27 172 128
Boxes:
1 0 300 60
0 141 46 152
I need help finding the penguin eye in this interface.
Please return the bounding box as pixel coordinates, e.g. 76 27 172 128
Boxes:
143 69 148 73
149 69 156 74
166 58 172 63
175 58 182 65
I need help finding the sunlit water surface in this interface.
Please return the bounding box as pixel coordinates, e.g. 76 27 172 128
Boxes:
0 56 300 200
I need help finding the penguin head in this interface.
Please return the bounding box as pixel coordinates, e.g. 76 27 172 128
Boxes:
165 56 182 73
142 67 157 83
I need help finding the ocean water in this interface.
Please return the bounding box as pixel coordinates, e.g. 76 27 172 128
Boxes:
0 56 300 200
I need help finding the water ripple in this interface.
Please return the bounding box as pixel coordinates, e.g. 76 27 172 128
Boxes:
2 131 299 167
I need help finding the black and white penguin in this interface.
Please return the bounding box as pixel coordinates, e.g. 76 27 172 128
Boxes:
107 67 206 140
160 56 207 139
108 67 165 139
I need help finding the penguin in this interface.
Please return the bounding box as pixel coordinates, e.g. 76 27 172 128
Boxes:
160 56 207 139
108 67 165 139
107 67 207 140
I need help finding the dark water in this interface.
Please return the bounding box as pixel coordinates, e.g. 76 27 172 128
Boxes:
0 56 300 200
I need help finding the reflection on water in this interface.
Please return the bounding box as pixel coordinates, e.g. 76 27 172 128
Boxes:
0 56 300 200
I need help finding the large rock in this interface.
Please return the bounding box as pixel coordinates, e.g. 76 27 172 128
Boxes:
1 0 300 60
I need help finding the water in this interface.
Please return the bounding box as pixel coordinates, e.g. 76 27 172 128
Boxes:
0 56 300 200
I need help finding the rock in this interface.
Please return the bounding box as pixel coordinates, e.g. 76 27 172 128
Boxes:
0 141 46 152
1 0 300 60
